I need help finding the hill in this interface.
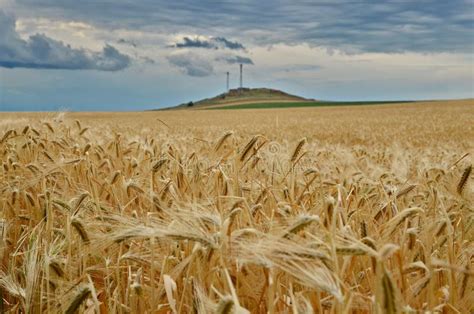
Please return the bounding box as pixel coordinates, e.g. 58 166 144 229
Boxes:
168 87 313 109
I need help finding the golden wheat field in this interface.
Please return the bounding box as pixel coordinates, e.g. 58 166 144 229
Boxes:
0 100 473 313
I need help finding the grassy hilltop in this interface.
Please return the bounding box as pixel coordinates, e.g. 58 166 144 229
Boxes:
169 87 313 109
165 87 415 110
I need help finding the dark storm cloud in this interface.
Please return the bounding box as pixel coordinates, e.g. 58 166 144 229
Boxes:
222 55 254 65
0 10 131 71
174 36 245 50
213 37 245 50
12 0 474 53
175 37 215 49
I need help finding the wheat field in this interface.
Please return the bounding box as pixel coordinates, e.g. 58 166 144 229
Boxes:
0 100 473 313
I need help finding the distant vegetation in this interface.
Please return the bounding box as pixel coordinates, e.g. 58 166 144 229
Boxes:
167 87 310 110
206 100 415 110
164 88 416 111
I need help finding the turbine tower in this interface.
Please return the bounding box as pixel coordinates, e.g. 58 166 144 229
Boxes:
239 64 243 90
226 72 229 92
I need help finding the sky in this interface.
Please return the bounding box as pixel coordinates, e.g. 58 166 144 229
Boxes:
0 0 473 111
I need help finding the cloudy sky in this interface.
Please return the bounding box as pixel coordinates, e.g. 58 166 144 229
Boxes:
0 0 473 111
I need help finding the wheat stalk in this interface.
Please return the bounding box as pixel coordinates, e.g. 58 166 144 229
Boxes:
457 165 471 194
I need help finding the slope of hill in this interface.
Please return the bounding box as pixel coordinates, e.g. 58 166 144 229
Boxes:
168 88 313 109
